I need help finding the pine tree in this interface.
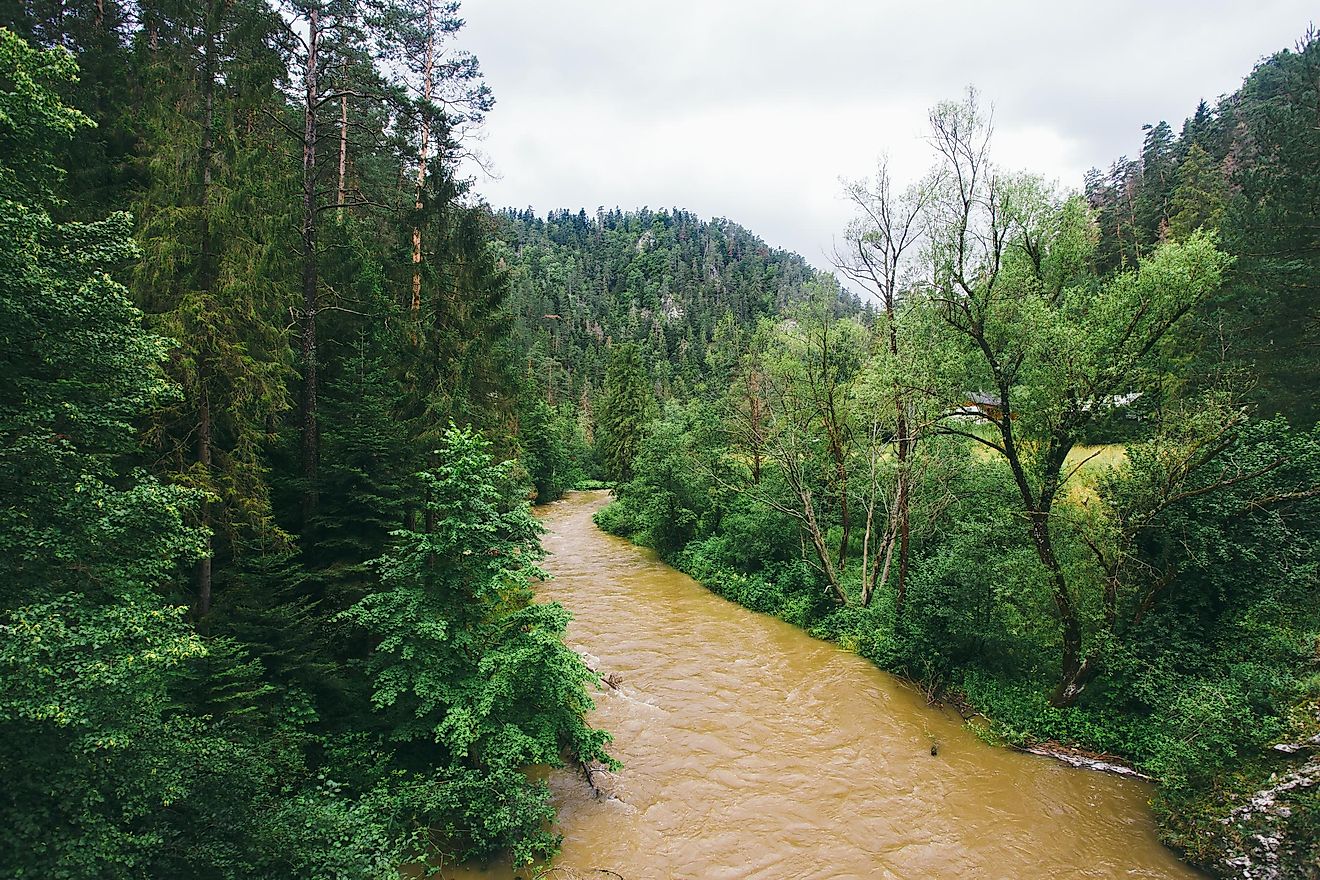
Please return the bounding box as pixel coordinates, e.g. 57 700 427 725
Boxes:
1136 120 1176 243
339 425 612 867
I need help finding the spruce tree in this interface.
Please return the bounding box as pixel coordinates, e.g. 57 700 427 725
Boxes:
132 0 295 616
1168 143 1227 239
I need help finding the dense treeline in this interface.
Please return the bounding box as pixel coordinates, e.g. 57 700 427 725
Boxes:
1085 32 1320 426
0 3 614 875
597 47 1320 878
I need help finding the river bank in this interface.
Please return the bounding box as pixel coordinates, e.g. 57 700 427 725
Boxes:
591 488 1319 879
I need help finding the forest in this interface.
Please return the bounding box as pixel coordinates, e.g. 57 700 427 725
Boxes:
0 2 1317 878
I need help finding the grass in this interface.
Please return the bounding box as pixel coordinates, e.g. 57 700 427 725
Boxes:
962 420 1127 503
1063 443 1128 503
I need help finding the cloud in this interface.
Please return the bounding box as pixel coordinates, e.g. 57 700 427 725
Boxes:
458 0 1314 269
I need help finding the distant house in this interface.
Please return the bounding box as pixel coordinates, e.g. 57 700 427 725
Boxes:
952 392 1006 421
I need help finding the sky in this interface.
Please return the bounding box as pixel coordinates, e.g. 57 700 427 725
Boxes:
458 1 1314 270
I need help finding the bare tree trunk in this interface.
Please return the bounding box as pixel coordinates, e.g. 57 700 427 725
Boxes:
870 527 897 606
197 387 213 616
411 2 436 319
800 488 846 605
745 368 764 483
1029 510 1095 706
822 354 851 569
860 495 899 607
299 9 322 527
996 408 1093 706
895 460 910 610
890 320 911 613
858 420 889 607
833 445 850 568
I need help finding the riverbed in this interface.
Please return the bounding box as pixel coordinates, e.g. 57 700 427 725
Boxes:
449 490 1200 879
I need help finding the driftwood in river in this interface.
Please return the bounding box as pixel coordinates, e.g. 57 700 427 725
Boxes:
578 649 624 690
578 758 618 799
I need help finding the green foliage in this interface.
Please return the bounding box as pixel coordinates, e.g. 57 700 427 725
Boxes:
310 330 415 605
884 457 1052 685
0 598 204 877
1167 144 1227 239
498 207 865 407
1089 31 1320 425
341 426 612 866
519 396 586 503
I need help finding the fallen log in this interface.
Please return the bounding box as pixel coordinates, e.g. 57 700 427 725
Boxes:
1015 741 1151 780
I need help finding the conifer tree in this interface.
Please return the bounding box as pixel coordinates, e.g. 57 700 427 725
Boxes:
132 0 295 616
340 425 612 867
597 342 655 482
1135 120 1177 242
1168 143 1227 239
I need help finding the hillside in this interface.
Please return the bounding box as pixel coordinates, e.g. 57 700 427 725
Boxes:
497 207 863 402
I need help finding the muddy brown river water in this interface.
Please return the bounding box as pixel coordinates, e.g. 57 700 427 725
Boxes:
447 490 1201 880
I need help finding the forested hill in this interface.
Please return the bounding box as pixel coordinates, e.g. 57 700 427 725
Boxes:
497 207 863 402
1086 31 1320 425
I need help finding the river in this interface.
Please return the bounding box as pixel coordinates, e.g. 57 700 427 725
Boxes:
448 490 1201 880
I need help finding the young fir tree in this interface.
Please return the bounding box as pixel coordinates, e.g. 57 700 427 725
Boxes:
1167 143 1228 240
340 426 613 867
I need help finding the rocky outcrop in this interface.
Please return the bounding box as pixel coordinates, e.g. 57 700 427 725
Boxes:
1212 733 1320 880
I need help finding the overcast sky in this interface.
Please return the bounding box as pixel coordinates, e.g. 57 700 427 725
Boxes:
458 1 1314 269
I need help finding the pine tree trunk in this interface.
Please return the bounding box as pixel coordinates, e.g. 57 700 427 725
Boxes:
337 92 347 222
299 9 322 526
